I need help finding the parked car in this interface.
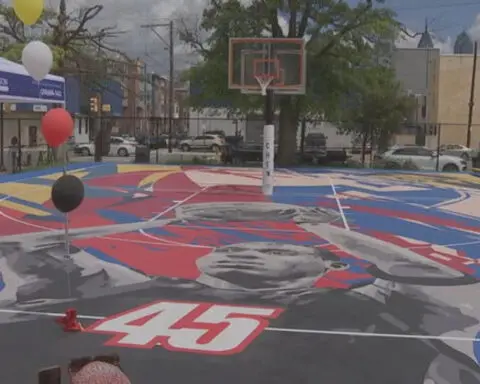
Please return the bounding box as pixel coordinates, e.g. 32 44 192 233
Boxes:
179 134 225 152
66 136 76 150
378 145 467 172
303 133 325 148
121 135 137 143
204 130 226 137
136 135 168 150
110 136 137 156
74 136 137 157
74 142 94 156
439 144 477 160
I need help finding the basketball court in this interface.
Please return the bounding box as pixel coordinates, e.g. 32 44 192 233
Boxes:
0 163 479 382
0 36 479 383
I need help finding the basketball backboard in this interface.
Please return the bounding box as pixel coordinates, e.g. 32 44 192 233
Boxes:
228 37 306 95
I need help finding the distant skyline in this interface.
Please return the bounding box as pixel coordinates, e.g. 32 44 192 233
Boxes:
385 0 480 52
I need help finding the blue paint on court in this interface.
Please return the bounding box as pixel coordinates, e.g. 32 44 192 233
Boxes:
1 165 479 367
475 332 480 365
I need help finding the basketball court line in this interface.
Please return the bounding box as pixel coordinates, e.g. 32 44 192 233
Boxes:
327 175 350 230
0 169 479 344
282 169 350 230
0 307 478 342
0 163 107 184
1 191 479 251
138 185 210 243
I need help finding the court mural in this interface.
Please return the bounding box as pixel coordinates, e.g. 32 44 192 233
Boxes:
0 164 479 383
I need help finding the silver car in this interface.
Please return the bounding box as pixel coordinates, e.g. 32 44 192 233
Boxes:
380 146 467 172
439 144 477 160
179 134 225 152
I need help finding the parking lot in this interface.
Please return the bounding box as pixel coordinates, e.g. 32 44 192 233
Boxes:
69 148 220 164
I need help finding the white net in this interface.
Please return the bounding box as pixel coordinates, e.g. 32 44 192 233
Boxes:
255 75 274 96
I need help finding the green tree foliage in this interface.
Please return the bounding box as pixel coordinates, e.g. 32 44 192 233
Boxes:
0 0 123 79
339 66 415 164
179 0 401 165
0 0 131 157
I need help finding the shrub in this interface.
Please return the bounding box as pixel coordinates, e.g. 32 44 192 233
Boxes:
344 159 364 168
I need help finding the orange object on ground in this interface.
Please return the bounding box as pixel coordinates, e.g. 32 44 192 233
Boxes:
55 308 83 332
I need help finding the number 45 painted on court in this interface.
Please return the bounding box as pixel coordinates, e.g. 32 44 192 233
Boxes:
86 301 283 355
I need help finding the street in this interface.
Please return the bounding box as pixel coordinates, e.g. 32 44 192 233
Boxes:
69 148 220 164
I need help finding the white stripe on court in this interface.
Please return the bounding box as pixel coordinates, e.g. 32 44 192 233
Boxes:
0 308 478 342
327 175 350 230
139 185 211 243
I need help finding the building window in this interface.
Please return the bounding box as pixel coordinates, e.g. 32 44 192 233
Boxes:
28 126 37 147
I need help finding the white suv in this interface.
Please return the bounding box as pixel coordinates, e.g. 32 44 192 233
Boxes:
439 144 477 160
380 146 467 172
179 134 225 152
74 136 137 157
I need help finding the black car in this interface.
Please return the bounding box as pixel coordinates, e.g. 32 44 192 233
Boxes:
136 135 168 150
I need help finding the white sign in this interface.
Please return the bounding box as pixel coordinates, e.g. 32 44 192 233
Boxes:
33 104 47 112
0 77 9 93
262 124 274 196
86 301 282 355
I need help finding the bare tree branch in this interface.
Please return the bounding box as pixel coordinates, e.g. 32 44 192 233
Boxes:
314 2 373 58
0 5 26 42
298 0 313 37
177 16 210 56
398 24 421 38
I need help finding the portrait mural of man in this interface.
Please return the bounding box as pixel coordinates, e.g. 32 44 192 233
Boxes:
0 198 479 383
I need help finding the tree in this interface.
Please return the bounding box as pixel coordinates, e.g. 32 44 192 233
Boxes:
339 66 415 164
0 0 133 157
179 0 400 165
0 1 123 74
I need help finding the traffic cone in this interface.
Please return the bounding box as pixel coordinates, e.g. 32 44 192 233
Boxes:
55 308 83 332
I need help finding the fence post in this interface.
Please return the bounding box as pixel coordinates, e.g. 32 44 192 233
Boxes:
155 118 159 164
435 124 441 172
17 118 22 172
0 103 4 172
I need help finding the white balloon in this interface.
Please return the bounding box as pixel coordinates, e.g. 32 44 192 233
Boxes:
21 41 53 81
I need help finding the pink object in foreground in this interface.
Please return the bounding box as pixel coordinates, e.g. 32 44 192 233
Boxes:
70 362 131 384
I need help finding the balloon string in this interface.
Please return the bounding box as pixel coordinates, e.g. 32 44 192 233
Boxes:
64 213 72 298
62 145 71 296
62 145 67 175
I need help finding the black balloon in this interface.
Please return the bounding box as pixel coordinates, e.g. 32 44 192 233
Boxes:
51 174 85 213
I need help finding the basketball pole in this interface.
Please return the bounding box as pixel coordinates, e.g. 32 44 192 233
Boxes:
262 88 275 196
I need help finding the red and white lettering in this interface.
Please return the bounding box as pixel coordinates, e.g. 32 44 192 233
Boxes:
86 301 283 355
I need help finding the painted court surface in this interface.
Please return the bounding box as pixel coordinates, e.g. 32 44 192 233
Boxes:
0 164 479 383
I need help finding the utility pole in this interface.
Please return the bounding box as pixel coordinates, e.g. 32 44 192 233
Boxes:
90 93 102 162
467 41 478 148
141 21 175 153
143 62 148 136
168 20 174 154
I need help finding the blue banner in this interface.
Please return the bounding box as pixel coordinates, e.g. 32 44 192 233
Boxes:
0 71 65 103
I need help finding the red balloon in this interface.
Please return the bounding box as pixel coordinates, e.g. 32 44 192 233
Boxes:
41 108 74 147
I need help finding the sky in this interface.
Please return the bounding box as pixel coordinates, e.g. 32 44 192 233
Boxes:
387 0 480 52
40 0 480 73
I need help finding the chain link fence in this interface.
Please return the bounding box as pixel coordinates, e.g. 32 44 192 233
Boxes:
3 115 480 171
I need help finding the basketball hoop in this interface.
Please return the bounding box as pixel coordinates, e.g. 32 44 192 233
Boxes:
255 74 274 96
